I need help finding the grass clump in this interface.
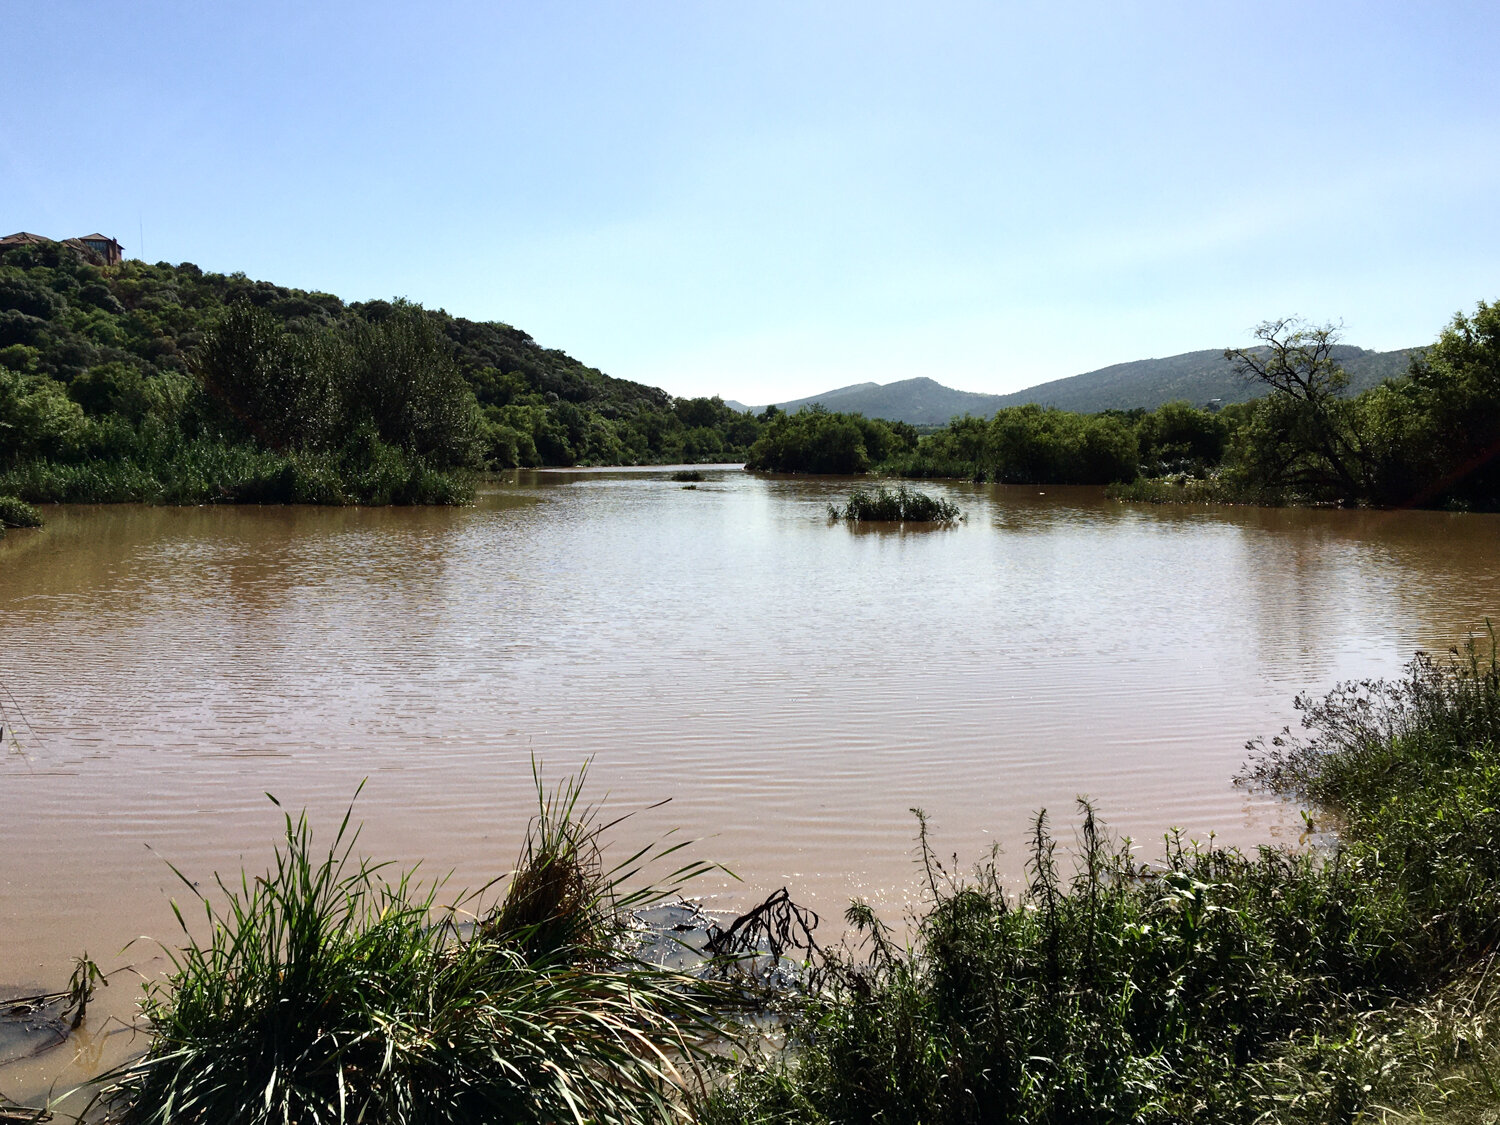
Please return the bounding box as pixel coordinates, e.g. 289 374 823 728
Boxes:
0 495 42 528
828 484 961 523
708 635 1500 1124
1107 473 1238 505
670 470 705 482
95 772 723 1125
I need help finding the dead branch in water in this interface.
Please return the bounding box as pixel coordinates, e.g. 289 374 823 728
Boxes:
704 888 820 963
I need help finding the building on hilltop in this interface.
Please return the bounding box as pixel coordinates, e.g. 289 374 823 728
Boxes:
0 230 124 267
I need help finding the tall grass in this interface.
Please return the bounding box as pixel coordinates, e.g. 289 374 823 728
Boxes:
707 634 1500 1123
828 485 961 523
95 774 725 1125
0 438 472 507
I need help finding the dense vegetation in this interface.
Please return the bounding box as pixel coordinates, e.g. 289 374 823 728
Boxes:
745 406 917 474
5 241 1489 511
707 636 1500 1123
753 305 1500 511
0 243 765 506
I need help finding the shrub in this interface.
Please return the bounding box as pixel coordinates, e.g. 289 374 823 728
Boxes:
0 494 42 527
828 484 961 522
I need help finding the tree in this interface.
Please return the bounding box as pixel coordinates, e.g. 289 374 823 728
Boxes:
1226 319 1370 503
1392 300 1500 508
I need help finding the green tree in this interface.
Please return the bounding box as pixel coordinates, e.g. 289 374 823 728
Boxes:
1380 300 1500 508
1137 401 1228 473
0 368 86 464
1226 319 1371 503
197 302 338 451
338 303 483 466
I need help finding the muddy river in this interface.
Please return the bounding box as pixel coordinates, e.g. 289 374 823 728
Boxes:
2 467 1497 1100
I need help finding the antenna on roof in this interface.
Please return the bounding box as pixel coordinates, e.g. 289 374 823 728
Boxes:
138 211 144 261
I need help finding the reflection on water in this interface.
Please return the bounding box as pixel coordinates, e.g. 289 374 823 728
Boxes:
2 468 1498 1096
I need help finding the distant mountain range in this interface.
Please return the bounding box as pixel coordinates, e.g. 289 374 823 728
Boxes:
728 345 1421 424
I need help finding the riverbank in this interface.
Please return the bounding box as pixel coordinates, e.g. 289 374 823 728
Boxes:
20 636 1500 1123
708 635 1500 1123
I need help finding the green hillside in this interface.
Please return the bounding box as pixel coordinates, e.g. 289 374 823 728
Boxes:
989 345 1421 413
758 346 1420 424
0 240 762 505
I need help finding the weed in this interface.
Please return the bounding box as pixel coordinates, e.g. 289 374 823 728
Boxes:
0 495 42 528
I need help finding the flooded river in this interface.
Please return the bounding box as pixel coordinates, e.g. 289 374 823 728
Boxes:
2 467 1498 1098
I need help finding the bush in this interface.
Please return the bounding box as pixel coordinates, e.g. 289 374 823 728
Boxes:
828 484 961 522
0 494 42 527
746 409 904 474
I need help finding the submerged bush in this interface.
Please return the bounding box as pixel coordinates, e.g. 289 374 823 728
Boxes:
0 494 42 527
96 774 724 1125
828 484 961 522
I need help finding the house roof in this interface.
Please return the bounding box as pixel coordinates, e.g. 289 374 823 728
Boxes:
0 232 53 245
76 233 118 243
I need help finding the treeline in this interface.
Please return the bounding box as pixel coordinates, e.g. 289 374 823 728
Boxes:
744 399 1224 485
0 243 765 505
748 303 1500 511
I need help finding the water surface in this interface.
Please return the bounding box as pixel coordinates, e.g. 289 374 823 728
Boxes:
2 468 1497 1096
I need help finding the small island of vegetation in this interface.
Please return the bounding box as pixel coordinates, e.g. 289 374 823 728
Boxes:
828 484 961 523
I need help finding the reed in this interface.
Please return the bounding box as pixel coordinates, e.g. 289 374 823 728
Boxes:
95 773 725 1125
828 484 961 523
0 439 472 507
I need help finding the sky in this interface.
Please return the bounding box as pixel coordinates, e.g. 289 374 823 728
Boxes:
3 1 1497 404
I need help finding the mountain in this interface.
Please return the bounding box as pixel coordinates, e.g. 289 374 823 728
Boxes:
984 346 1420 415
749 346 1420 423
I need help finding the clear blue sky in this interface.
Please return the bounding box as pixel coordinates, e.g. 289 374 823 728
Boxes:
3 1 1496 403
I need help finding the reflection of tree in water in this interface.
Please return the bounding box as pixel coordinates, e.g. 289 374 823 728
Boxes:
1176 504 1500 683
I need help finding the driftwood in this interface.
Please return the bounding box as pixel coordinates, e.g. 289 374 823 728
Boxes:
703 887 820 962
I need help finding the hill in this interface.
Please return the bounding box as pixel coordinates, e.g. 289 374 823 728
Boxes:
986 345 1420 414
0 240 764 500
753 346 1420 423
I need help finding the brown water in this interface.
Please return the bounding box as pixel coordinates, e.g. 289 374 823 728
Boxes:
2 467 1498 1101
